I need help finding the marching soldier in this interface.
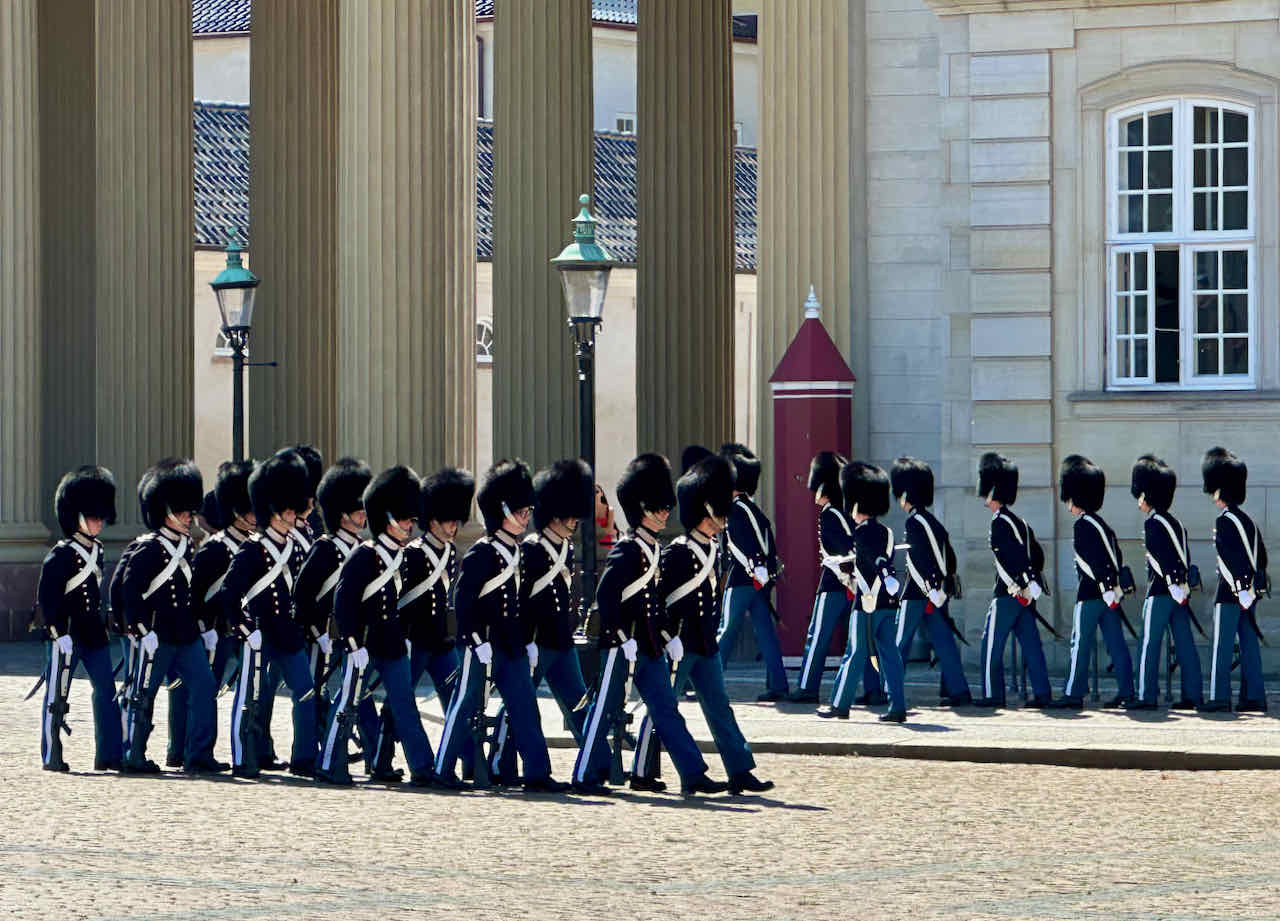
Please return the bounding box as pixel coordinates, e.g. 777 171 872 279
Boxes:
371 466 475 780
1201 447 1268 712
1051 456 1135 709
106 471 156 756
221 451 316 778
890 457 972 707
433 460 569 793
318 466 436 787
571 453 726 797
715 443 789 702
1127 455 1203 710
632 455 773 794
492 459 594 782
294 458 372 742
820 462 908 722
120 458 225 775
171 460 254 766
37 466 123 772
973 453 1053 709
788 452 853 703
291 443 325 542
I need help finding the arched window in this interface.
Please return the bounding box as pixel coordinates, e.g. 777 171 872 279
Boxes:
476 316 494 364
1107 98 1255 389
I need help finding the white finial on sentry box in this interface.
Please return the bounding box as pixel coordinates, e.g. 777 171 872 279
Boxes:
803 284 821 319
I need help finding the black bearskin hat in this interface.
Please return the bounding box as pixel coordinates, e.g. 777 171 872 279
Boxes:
720 442 761 496
141 458 203 530
808 451 846 507
978 452 1018 505
616 453 676 529
1059 455 1105 513
317 458 373 534
681 445 713 475
677 455 735 532
421 467 475 526
249 450 310 527
199 490 224 532
215 460 255 527
136 469 156 530
1130 454 1176 512
890 457 934 509
477 459 535 533
291 444 324 498
1202 446 1247 505
533 459 595 531
363 466 421 536
54 466 117 537
840 461 890 518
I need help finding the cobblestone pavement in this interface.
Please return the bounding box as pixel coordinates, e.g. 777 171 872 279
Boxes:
4 645 1280 921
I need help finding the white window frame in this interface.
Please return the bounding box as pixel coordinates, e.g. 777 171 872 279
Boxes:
615 113 636 135
214 329 233 358
1105 96 1256 391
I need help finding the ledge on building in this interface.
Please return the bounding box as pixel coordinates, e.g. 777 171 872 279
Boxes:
1067 389 1280 403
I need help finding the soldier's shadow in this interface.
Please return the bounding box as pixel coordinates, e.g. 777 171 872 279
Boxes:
621 792 825 813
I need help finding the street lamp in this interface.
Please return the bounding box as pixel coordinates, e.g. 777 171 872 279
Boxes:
210 229 260 463
551 193 614 612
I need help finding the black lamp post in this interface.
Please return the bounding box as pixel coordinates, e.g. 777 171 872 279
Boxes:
210 230 260 463
551 194 614 611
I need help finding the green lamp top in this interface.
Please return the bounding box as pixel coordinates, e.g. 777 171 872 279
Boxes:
211 228 259 290
551 194 614 267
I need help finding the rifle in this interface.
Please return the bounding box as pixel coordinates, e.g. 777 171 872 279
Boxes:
1032 607 1064 642
1115 604 1139 640
469 633 492 789
1246 608 1269 647
301 647 341 704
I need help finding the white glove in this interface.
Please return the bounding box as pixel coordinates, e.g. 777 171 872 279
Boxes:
621 637 638 662
883 575 901 597
55 634 73 657
1239 588 1256 609
1169 583 1188 605
317 633 333 657
246 628 262 652
474 641 493 666
201 629 218 653
141 631 159 656
405 639 413 656
664 636 684 663
1102 589 1118 608
526 642 539 671
1027 581 1043 601
753 565 770 586
927 588 947 609
350 646 370 670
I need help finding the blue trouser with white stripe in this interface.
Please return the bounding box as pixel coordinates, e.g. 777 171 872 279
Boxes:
368 653 434 776
169 636 237 764
627 652 708 784
494 645 588 780
317 651 379 781
1135 595 1202 705
1209 602 1266 704
830 608 906 712
128 639 216 768
633 651 755 780
795 591 851 695
42 643 123 768
376 645 472 774
1063 599 1135 701
718 585 789 694
234 643 317 770
896 599 971 699
572 646 629 786
978 596 1051 704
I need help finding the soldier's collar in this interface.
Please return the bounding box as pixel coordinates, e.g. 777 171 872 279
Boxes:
689 528 712 546
73 531 95 549
634 526 659 545
422 531 445 550
540 527 564 547
335 528 360 548
159 525 185 542
226 524 248 544
265 525 290 546
377 532 402 551
493 529 519 548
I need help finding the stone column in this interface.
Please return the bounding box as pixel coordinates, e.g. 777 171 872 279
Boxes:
636 0 735 468
755 0 868 509
38 0 96 526
95 0 194 524
491 0 593 470
249 0 339 463
0 0 44 554
337 0 476 474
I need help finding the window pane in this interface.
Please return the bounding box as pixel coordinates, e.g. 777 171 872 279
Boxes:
1134 339 1149 377
1116 252 1131 289
1223 249 1247 289
1197 294 1219 333
1125 115 1143 147
1135 295 1148 331
1223 293 1248 333
1195 251 1217 289
1197 339 1219 375
1149 150 1172 189
1194 192 1219 231
1194 149 1209 188
1154 250 1181 384
1223 147 1247 186
1224 337 1249 374
1194 192 1207 230
1195 106 1218 144
1223 191 1247 231
1149 111 1173 146
1119 340 1131 378
1117 294 1130 334
1133 253 1147 289
1127 151 1145 189
1126 196 1144 233
1149 194 1173 232
1223 111 1248 143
